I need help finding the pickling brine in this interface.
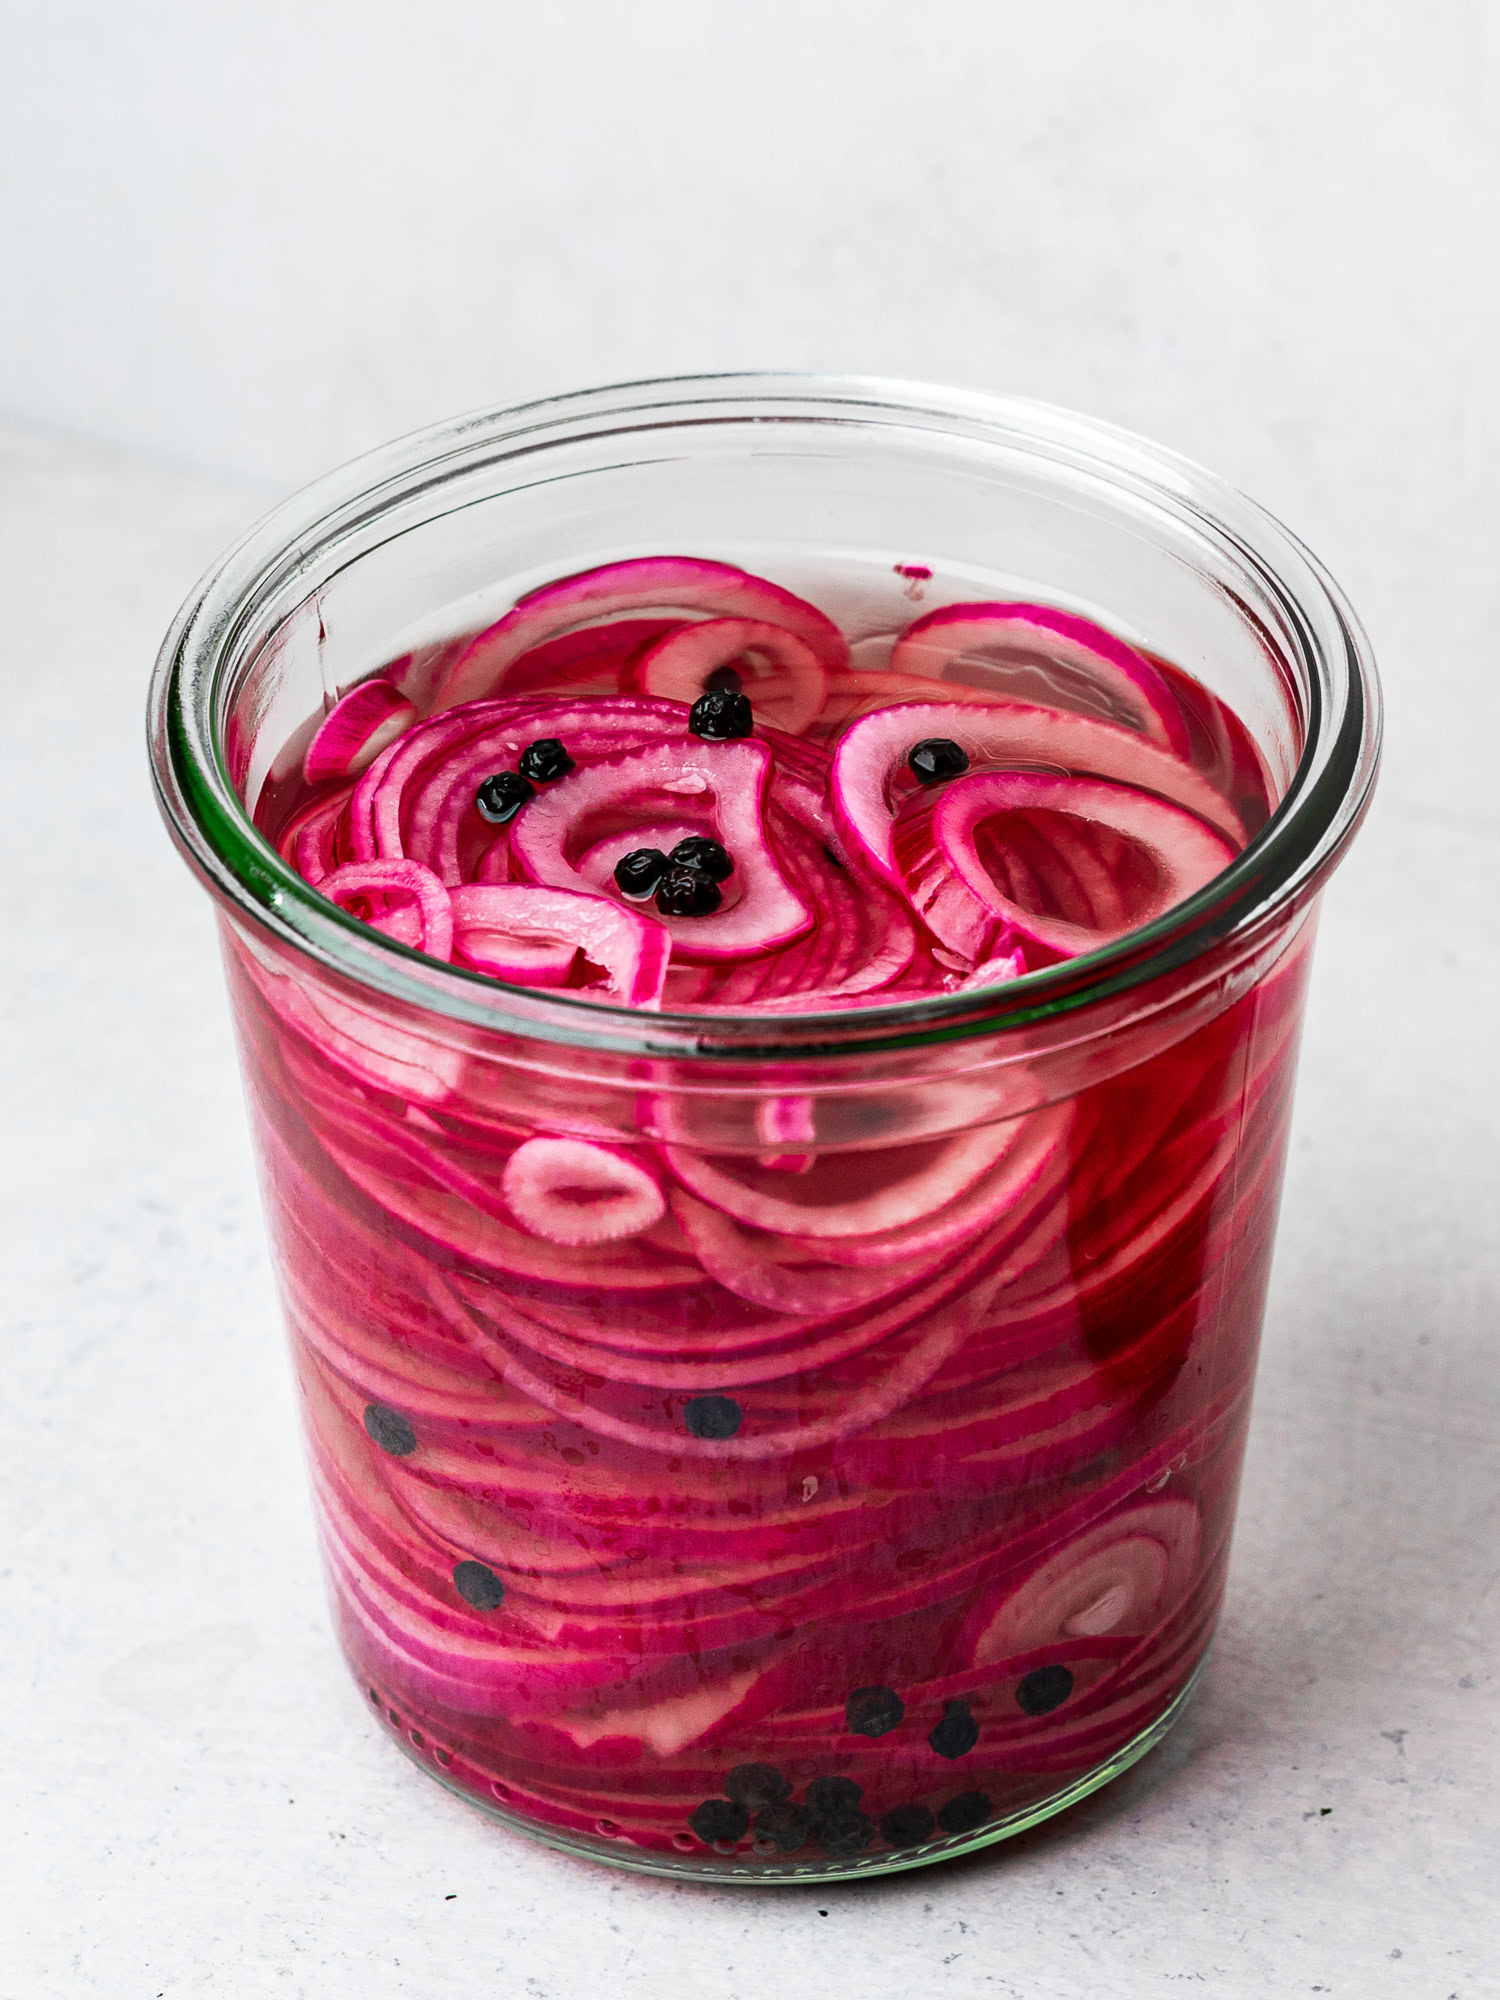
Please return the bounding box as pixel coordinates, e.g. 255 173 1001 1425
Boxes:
231 552 1298 1868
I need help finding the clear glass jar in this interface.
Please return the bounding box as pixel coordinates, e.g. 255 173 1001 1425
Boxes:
148 375 1379 1882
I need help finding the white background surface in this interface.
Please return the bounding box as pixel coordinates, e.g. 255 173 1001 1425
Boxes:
1 4 1497 1996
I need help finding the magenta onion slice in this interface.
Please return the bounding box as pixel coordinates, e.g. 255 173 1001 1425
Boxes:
501 1137 666 1247
890 601 1189 754
955 949 1027 990
351 693 690 877
510 736 813 963
664 1117 1024 1240
969 1498 1202 1664
499 617 688 699
304 1114 695 1289
831 698 1245 887
435 557 849 708
448 883 670 1006
463 1282 981 1464
810 668 1016 741
452 929 575 987
894 769 1237 962
767 1103 1070 1268
234 949 464 1104
669 1191 934 1315
552 1664 770 1757
626 618 828 735
279 788 354 887
321 859 455 962
303 678 418 786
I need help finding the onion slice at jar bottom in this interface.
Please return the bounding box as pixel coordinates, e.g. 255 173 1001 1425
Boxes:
968 1498 1203 1664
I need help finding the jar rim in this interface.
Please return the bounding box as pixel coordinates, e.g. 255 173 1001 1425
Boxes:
147 371 1381 1062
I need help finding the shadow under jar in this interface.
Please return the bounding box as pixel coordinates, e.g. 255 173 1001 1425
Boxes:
149 375 1379 1882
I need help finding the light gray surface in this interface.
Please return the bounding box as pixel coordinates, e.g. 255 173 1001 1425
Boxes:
1 418 1495 1999
4 0 1500 548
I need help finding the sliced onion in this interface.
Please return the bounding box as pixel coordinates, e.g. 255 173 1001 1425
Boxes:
894 769 1237 962
625 618 828 734
509 736 813 963
955 949 1027 990
670 1191 934 1315
303 678 418 786
435 557 849 708
891 601 1189 753
278 787 354 887
663 1118 1024 1240
320 859 454 962
809 668 1017 740
969 1498 1202 1664
499 617 688 699
449 883 670 1007
831 698 1245 887
502 1137 666 1246
352 694 690 878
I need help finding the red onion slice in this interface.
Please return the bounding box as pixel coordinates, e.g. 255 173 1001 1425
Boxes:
968 1498 1202 1664
353 694 689 876
501 1137 666 1246
278 787 354 887
809 668 1017 740
303 678 419 786
499 617 688 699
894 770 1237 962
510 736 813 963
831 699 1245 887
955 950 1027 990
448 883 670 1007
769 1104 1069 1267
669 1191 935 1315
626 618 828 734
891 601 1190 754
664 1117 1025 1240
451 906 576 987
435 557 849 708
321 859 455 962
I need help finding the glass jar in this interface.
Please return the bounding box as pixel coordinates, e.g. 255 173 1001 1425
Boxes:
148 375 1379 1882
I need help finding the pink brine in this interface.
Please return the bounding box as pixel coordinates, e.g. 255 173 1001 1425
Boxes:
233 553 1302 1867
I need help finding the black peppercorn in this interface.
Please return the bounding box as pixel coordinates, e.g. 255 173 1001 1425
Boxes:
475 770 535 824
656 867 723 917
667 835 734 882
613 847 669 899
906 738 970 785
1015 1664 1075 1715
688 688 754 739
845 1686 905 1739
683 1395 742 1439
517 737 574 782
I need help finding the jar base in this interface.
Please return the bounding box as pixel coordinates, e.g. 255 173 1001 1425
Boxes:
378 1652 1210 1886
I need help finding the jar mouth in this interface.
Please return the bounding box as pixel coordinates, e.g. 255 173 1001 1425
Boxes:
148 372 1380 1061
